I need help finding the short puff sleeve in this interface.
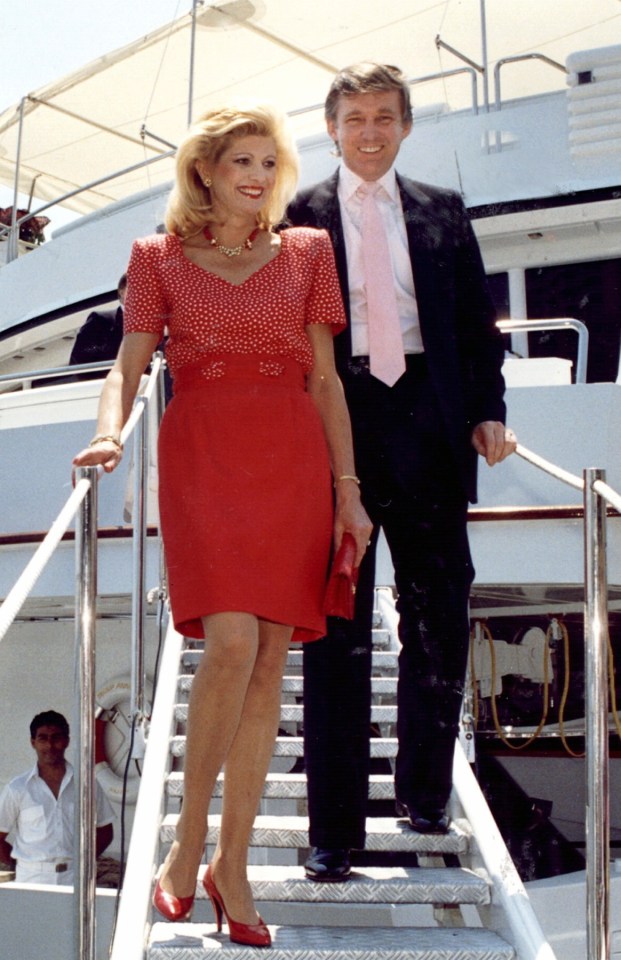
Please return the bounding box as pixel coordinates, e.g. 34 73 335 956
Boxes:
299 229 346 335
123 236 171 338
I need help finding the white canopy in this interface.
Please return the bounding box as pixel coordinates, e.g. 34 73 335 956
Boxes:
0 0 619 215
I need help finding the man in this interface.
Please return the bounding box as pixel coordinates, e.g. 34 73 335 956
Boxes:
287 63 516 882
0 710 114 885
69 273 127 377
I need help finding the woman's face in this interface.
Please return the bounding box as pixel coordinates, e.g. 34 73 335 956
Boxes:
198 134 278 220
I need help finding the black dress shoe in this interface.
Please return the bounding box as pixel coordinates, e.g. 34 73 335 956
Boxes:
304 847 351 882
395 800 451 835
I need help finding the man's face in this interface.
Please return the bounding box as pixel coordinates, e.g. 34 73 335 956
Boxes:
327 89 412 182
31 725 69 769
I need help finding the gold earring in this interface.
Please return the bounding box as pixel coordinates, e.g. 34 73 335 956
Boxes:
203 176 212 188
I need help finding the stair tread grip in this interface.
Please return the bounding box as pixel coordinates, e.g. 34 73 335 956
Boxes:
148 922 515 958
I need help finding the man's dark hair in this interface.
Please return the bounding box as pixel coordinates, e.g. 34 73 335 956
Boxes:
30 710 70 739
117 273 128 296
325 62 413 125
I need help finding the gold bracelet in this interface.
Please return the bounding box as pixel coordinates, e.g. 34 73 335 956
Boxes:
89 434 123 451
334 474 360 486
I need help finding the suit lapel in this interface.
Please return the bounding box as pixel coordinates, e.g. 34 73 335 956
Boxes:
308 172 353 358
397 174 445 355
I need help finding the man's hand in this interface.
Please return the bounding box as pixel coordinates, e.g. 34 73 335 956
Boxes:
471 421 517 466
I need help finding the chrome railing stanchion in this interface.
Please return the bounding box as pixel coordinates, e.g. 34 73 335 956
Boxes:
130 393 148 766
583 466 611 960
73 466 99 960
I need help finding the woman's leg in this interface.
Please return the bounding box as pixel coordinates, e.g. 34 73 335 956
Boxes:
159 612 261 899
158 612 292 922
210 620 292 924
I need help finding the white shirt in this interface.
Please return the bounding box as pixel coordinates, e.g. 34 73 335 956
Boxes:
0 761 114 865
337 163 424 357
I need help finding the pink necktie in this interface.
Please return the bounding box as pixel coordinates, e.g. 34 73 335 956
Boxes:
359 182 406 387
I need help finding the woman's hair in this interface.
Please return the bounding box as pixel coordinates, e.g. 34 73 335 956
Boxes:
165 102 299 237
325 63 413 126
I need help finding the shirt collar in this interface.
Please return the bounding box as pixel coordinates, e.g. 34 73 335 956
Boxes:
338 163 399 204
26 760 73 785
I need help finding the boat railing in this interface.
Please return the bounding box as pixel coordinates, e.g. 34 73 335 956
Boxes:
497 317 589 384
0 359 117 390
466 441 616 960
452 741 558 960
2 39 562 263
0 131 176 261
0 353 166 960
1 361 617 959
493 53 566 113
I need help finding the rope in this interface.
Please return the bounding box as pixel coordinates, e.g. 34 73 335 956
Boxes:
608 635 621 741
515 443 583 491
555 620 584 758
0 473 100 643
470 616 621 754
0 355 163 645
469 627 480 725
487 622 550 749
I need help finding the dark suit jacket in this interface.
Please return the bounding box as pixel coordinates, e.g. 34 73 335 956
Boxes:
287 170 506 503
69 306 124 376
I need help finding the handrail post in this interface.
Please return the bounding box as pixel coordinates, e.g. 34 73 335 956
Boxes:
130 395 148 735
7 98 27 263
73 466 99 960
583 467 610 960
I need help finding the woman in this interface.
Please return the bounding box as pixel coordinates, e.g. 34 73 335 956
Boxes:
73 103 371 946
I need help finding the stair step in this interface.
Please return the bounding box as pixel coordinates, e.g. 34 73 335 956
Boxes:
148 923 514 959
170 736 399 758
166 772 396 801
186 864 490 906
178 675 398 696
160 815 471 855
181 649 399 672
174 703 398 724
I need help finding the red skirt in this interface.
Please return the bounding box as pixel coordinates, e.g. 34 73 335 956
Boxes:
158 354 333 642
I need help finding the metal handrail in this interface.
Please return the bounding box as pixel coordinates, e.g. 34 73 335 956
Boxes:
108 620 184 960
74 466 98 960
494 53 566 112
0 360 115 389
0 474 96 642
506 444 611 960
452 743 557 960
584 468 611 960
497 318 589 384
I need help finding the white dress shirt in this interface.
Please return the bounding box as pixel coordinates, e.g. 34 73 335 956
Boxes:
0 761 114 885
337 163 424 357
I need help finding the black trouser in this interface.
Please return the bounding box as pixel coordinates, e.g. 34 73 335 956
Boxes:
303 356 474 849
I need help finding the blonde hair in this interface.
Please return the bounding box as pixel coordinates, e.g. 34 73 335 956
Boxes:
165 103 299 237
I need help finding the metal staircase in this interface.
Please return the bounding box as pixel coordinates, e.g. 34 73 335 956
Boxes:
146 642 519 960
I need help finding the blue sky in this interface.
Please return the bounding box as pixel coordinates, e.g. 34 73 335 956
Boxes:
1 0 186 112
0 0 186 222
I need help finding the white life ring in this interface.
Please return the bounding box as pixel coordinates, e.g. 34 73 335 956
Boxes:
95 675 152 804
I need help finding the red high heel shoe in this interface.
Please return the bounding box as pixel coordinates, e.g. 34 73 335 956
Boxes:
152 878 195 922
203 864 271 947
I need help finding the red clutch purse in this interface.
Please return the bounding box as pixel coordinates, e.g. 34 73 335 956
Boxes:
323 532 359 620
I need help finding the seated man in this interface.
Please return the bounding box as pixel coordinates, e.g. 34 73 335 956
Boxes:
0 710 114 885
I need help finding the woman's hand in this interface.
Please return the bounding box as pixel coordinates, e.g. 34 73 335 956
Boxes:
334 479 373 567
71 331 159 478
72 439 123 475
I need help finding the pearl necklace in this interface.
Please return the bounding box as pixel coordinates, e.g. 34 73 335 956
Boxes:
203 224 261 258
